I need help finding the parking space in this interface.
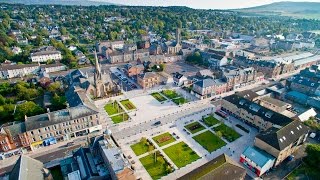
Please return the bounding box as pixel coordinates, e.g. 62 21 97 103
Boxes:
110 67 140 91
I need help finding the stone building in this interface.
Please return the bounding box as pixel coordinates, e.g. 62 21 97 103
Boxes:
0 122 30 152
137 72 160 89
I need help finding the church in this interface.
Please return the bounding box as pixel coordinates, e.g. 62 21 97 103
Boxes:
67 51 121 98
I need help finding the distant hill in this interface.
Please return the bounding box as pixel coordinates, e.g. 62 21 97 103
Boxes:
0 0 118 6
236 1 320 19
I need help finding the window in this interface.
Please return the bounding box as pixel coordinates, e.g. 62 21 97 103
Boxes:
15 143 18 146
31 131 34 135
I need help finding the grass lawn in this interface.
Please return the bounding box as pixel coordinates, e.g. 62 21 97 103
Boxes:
161 90 179 99
151 92 167 102
163 142 200 168
185 122 206 134
120 99 136 110
152 132 176 147
193 131 226 152
104 102 123 115
287 163 319 180
111 113 129 124
131 139 155 156
213 124 241 142
203 115 220 127
172 97 188 105
139 152 172 180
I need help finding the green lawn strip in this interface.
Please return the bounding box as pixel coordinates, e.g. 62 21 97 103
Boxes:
152 132 176 147
185 122 206 134
131 139 155 156
193 131 226 152
163 142 200 168
120 99 136 110
151 92 166 102
104 103 123 115
212 124 241 142
111 113 129 124
139 152 173 180
287 163 319 180
172 97 188 105
161 90 179 99
202 115 220 127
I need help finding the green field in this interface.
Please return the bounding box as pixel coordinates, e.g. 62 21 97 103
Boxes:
110 113 129 124
193 131 226 153
213 124 241 142
172 97 188 105
161 90 179 99
139 152 173 180
185 122 206 134
163 142 200 168
104 102 123 115
151 92 167 102
131 138 155 156
152 132 176 147
120 99 136 110
203 115 220 127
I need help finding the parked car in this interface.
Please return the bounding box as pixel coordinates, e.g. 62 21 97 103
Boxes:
153 121 161 126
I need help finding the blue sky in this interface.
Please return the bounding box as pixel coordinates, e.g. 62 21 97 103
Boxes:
97 0 320 9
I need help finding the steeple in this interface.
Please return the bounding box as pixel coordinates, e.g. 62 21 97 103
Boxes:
94 50 102 82
176 28 181 46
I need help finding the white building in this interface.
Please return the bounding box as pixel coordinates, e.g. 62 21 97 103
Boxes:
41 63 67 73
173 72 188 86
297 108 317 122
0 64 39 79
31 50 62 62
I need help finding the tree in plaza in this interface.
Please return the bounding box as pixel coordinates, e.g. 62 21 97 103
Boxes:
216 131 223 138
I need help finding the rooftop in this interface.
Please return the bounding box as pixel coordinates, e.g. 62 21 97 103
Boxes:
223 94 292 127
260 96 288 108
177 154 246 180
242 146 275 168
256 120 309 151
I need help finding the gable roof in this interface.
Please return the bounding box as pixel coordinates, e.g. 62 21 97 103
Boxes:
173 72 185 80
242 146 275 168
177 154 246 180
223 94 292 127
256 120 309 151
10 155 47 180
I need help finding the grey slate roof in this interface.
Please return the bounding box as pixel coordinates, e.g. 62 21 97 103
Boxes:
256 120 309 151
10 155 47 180
195 79 226 88
223 94 292 127
177 154 246 180
4 122 26 136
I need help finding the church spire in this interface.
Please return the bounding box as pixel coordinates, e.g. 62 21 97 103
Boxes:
94 50 102 81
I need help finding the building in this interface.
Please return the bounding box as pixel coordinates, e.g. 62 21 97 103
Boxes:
196 69 214 79
107 49 149 64
31 50 62 63
68 51 121 98
178 153 246 180
9 155 52 180
173 72 188 86
123 63 144 77
220 66 264 91
254 120 309 166
137 72 160 89
0 122 30 153
207 54 229 69
96 40 124 53
240 146 275 177
41 63 67 73
162 28 182 55
221 94 292 131
258 96 289 113
297 108 317 122
192 78 227 99
0 64 39 79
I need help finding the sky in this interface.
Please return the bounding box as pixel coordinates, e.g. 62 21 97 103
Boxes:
97 0 320 9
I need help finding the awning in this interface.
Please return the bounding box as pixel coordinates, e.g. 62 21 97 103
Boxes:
31 141 43 146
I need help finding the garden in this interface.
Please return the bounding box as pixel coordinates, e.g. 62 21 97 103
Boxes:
202 115 220 127
193 131 226 153
161 90 179 99
163 142 200 168
152 132 176 147
139 151 173 180
104 101 124 115
213 124 241 142
120 99 136 110
151 92 167 102
172 97 188 105
110 113 129 124
185 122 206 134
131 137 155 156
